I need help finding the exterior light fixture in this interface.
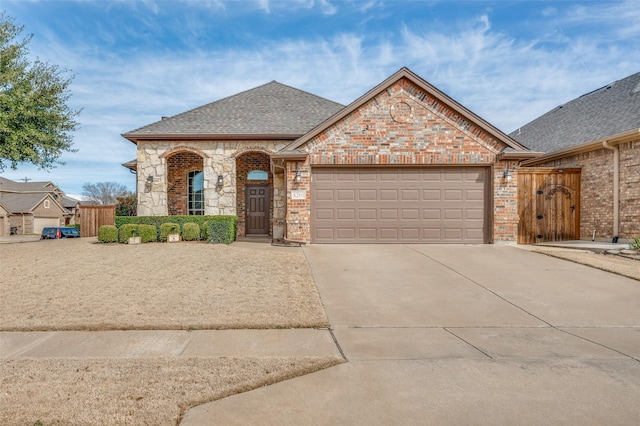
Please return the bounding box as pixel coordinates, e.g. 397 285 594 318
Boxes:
216 174 224 188
144 175 154 192
503 169 513 183
295 168 302 182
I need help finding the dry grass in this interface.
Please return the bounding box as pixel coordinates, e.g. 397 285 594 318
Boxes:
0 356 342 425
0 238 340 425
0 238 329 330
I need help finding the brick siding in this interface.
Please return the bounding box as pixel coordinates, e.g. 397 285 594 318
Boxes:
285 78 517 242
166 151 204 215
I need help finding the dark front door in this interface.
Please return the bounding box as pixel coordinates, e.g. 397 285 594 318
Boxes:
246 185 270 235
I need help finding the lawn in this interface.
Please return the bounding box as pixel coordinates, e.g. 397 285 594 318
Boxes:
0 239 340 425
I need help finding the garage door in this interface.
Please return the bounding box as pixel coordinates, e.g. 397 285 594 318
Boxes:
33 218 61 235
311 167 488 243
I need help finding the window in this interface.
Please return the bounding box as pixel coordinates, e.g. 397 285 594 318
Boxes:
247 170 268 180
188 171 204 215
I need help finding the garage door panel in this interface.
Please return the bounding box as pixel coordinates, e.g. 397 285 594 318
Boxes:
315 189 334 201
379 189 398 201
312 167 487 243
379 209 398 220
336 209 355 220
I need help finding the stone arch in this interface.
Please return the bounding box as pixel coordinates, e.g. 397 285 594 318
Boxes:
232 146 275 158
166 150 205 215
160 145 207 159
235 150 273 237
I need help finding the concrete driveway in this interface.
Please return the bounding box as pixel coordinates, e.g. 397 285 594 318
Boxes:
182 245 640 425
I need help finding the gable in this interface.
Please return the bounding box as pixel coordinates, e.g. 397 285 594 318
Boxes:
287 70 525 165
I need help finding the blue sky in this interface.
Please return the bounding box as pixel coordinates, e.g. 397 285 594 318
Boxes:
2 0 639 196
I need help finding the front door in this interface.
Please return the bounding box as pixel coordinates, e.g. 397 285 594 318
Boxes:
246 185 270 235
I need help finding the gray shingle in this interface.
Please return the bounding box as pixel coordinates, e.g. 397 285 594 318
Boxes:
510 71 640 152
124 81 345 138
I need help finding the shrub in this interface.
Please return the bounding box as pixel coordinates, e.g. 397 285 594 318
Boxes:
97 225 118 243
629 236 640 252
159 223 180 242
139 224 157 243
207 216 237 244
182 222 200 241
201 220 210 241
119 224 139 243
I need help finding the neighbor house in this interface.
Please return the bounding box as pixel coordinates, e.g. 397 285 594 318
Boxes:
512 71 640 243
0 177 80 235
123 67 538 243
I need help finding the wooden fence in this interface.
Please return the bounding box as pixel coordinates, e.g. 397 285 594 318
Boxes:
79 205 115 237
517 168 581 244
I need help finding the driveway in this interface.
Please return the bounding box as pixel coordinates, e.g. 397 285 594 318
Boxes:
182 245 640 425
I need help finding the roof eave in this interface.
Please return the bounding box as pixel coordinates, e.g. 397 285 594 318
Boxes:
521 128 640 166
122 133 303 144
271 151 309 161
497 151 545 161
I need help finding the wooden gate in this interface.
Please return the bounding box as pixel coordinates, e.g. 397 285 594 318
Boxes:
79 205 116 237
517 168 581 244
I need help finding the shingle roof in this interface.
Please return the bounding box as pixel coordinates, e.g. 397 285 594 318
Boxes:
0 177 58 193
510 71 640 152
123 81 345 140
0 192 49 213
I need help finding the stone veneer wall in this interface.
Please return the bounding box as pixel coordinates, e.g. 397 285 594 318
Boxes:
531 139 639 240
284 78 519 243
136 140 288 217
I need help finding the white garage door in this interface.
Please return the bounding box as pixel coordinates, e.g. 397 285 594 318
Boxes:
311 167 488 243
34 218 61 235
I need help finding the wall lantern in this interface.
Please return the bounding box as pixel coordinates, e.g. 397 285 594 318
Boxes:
295 164 302 182
216 174 224 188
145 175 154 192
503 169 513 183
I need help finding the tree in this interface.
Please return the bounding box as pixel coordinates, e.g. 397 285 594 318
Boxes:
82 181 131 205
115 194 137 216
0 13 80 172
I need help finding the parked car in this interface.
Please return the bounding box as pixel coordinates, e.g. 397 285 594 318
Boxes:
41 227 81 239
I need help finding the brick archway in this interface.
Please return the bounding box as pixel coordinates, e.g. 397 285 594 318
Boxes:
166 151 204 215
236 151 273 237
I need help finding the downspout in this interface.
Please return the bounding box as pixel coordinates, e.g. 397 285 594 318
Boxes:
602 140 619 241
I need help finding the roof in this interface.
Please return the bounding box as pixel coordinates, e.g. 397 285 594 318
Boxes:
0 192 62 213
284 67 529 153
0 177 68 214
510 71 640 152
122 81 345 142
0 177 59 193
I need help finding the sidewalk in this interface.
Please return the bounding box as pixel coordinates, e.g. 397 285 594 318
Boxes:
0 329 342 359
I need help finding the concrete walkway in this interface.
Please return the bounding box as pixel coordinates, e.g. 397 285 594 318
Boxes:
1 329 341 359
181 245 640 425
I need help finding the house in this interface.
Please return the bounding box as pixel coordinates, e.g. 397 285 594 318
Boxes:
123 67 538 243
512 71 640 243
0 177 80 235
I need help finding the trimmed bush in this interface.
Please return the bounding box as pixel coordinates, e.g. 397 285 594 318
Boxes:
182 222 200 241
139 224 157 243
97 225 118 243
119 224 140 243
201 220 210 241
207 216 237 244
159 223 180 242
